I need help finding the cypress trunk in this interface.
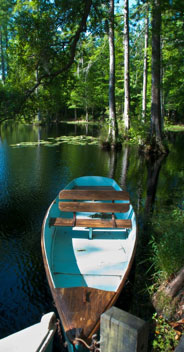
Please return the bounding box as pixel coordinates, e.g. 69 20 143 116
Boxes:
142 4 149 122
0 29 6 84
151 0 162 143
123 0 130 132
108 0 118 145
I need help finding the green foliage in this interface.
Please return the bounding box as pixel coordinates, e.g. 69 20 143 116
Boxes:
162 2 184 121
118 116 150 144
150 205 184 282
152 313 178 351
0 0 183 132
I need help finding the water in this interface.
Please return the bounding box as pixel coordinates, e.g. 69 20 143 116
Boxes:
0 123 184 342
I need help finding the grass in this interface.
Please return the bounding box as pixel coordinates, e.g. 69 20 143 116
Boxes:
148 205 184 350
150 207 184 281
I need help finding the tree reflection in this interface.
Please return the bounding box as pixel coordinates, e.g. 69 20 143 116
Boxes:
120 145 129 190
108 150 117 179
144 154 166 218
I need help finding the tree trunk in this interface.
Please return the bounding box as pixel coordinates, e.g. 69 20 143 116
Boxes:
151 0 162 145
74 108 77 121
160 39 164 130
142 4 149 122
85 104 89 123
0 28 6 84
123 0 130 132
108 0 118 146
164 266 184 299
35 69 41 122
152 266 184 320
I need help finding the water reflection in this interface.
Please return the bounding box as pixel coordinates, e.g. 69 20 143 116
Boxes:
120 145 129 189
144 155 166 218
0 123 184 341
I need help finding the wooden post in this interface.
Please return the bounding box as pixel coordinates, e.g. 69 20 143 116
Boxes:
100 306 149 352
175 335 184 352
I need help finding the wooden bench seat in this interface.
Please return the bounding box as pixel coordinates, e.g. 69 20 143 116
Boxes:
50 217 132 229
59 201 129 213
59 189 130 201
51 189 132 231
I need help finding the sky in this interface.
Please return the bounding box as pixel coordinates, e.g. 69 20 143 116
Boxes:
119 0 137 7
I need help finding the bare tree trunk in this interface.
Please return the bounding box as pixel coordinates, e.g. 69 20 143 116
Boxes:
165 266 184 299
35 69 41 122
74 108 77 121
152 266 184 320
85 104 89 123
142 4 149 122
84 61 92 124
0 28 5 84
160 39 164 130
151 0 163 145
123 0 130 132
108 0 118 146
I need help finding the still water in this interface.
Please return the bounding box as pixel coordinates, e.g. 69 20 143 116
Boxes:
0 123 184 342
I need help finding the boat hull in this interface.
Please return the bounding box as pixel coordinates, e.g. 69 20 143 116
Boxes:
41 176 137 349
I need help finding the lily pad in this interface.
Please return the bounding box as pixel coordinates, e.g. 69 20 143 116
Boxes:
10 135 99 148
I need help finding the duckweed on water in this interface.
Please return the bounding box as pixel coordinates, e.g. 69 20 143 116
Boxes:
10 135 99 148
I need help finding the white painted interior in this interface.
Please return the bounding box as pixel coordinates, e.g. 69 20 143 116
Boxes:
0 312 56 352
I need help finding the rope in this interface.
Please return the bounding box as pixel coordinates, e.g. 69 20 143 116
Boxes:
74 334 101 352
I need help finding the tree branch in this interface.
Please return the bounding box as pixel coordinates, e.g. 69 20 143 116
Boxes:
17 0 93 114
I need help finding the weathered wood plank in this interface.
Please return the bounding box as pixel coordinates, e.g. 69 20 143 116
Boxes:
50 217 132 229
100 306 149 352
59 189 130 201
59 201 129 213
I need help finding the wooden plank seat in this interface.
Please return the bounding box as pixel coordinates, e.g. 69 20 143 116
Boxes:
59 202 129 213
50 189 132 230
59 189 130 201
50 217 132 229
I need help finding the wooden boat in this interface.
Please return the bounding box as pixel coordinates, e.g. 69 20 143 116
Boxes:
41 176 137 351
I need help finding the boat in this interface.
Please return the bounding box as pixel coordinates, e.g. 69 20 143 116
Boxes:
41 176 137 351
0 312 57 352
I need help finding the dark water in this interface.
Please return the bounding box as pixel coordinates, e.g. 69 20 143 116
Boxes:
0 123 184 342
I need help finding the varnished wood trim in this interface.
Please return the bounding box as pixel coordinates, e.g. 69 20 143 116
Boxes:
59 201 129 213
59 189 130 201
50 217 132 229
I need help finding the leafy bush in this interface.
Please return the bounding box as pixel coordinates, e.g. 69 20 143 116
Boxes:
152 313 178 351
150 205 184 282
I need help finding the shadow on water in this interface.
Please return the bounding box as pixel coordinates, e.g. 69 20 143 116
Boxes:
0 123 184 348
